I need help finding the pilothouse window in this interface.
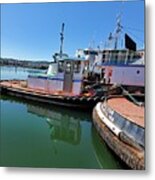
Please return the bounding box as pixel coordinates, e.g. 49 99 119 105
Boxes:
58 61 64 72
74 61 81 73
65 62 71 73
84 50 98 55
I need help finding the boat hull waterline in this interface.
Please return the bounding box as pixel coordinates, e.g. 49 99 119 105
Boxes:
0 80 104 109
92 102 144 170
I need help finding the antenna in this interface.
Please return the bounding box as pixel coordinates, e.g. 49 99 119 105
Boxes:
88 31 96 49
114 14 123 49
113 0 124 49
106 4 123 50
60 23 65 57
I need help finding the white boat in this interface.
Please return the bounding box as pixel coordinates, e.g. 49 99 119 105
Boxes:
75 15 145 89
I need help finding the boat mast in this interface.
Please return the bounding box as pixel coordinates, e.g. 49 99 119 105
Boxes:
114 0 124 49
114 14 122 49
106 13 123 50
60 23 65 57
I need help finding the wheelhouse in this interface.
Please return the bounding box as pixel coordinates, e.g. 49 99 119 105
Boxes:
28 57 89 96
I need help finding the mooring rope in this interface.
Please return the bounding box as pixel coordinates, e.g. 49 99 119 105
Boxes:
117 84 144 107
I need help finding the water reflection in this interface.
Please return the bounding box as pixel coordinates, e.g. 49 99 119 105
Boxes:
27 104 81 145
27 103 126 169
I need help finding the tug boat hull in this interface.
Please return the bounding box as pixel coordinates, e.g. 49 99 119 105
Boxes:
92 97 145 170
0 80 103 110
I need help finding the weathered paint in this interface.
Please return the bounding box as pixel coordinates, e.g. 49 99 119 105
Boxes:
107 66 144 86
92 105 145 170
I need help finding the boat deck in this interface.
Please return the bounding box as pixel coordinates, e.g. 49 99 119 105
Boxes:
0 80 101 109
0 80 78 97
107 97 144 128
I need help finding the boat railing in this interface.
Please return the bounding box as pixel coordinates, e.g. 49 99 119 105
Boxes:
101 100 144 148
102 50 143 65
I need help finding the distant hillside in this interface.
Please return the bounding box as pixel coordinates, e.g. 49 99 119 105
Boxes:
0 57 50 69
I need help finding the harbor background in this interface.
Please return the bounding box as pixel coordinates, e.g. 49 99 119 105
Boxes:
0 0 154 180
1 0 144 61
0 66 127 169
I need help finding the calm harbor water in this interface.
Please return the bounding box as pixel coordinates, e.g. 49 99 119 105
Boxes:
0 66 127 169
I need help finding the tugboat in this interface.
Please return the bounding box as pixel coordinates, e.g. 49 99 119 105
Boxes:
0 23 107 109
92 86 145 170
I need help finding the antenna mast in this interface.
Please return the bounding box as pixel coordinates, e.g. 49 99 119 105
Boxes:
60 23 65 57
114 0 124 49
114 14 122 49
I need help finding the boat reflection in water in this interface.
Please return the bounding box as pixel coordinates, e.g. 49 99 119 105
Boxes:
27 104 125 169
91 126 129 169
27 104 81 145
0 94 125 168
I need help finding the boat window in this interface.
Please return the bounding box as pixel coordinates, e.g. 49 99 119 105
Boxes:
127 55 131 61
74 61 81 73
65 62 72 74
137 70 140 74
104 52 110 63
84 50 89 55
84 50 98 55
115 52 118 64
126 52 133 63
58 61 64 72
118 51 126 64
110 51 118 65
133 54 141 60
102 53 106 63
90 51 98 55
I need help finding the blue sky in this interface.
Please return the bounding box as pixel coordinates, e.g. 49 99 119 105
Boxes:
1 1 144 61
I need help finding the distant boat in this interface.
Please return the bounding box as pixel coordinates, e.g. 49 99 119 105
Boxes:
75 14 144 91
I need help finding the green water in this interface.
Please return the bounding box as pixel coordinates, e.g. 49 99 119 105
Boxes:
0 66 127 169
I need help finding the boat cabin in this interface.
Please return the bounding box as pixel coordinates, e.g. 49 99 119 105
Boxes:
101 49 143 65
76 48 145 88
28 57 89 96
92 49 145 87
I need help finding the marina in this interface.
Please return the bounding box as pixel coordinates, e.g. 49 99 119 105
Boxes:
0 22 144 109
0 22 145 169
0 1 145 170
0 67 126 169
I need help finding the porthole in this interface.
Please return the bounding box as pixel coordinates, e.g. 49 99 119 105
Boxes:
137 70 140 74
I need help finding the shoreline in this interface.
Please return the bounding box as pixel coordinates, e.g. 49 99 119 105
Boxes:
0 58 50 69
